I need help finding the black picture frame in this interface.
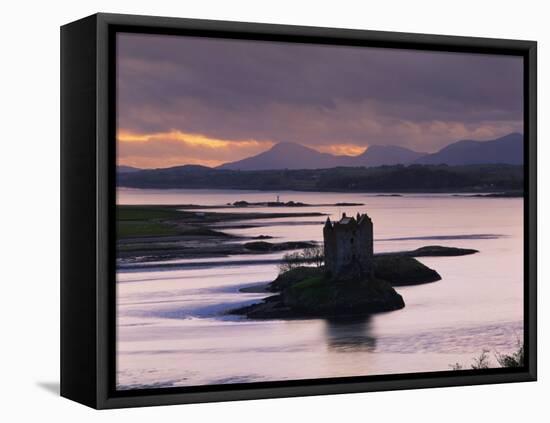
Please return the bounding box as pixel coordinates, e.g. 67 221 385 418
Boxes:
60 12 537 409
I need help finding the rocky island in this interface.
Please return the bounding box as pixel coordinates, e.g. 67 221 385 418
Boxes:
231 212 477 319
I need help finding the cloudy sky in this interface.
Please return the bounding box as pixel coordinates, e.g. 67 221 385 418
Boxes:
117 33 523 168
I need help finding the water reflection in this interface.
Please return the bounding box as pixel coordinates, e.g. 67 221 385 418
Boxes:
323 316 376 352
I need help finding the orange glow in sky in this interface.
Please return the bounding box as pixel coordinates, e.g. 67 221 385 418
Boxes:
117 129 275 168
118 129 271 150
117 129 375 169
315 143 367 156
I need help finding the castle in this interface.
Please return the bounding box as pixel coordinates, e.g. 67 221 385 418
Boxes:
323 212 374 279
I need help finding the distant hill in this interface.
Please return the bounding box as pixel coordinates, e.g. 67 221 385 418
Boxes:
352 145 426 167
117 164 213 183
117 165 142 173
117 163 523 193
159 164 212 172
414 133 523 165
218 142 424 170
217 142 347 170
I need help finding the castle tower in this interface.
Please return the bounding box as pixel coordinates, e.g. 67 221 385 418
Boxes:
323 212 374 279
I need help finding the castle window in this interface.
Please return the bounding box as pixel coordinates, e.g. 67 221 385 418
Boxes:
350 237 354 244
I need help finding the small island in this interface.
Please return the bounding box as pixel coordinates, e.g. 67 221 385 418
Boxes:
231 212 477 319
232 200 364 208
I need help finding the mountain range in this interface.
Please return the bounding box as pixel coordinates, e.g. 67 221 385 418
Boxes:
414 132 523 165
217 142 426 170
117 132 523 173
217 133 523 170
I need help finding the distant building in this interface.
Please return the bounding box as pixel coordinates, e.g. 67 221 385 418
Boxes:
323 212 374 279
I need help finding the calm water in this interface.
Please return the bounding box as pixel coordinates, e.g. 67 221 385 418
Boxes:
116 188 524 389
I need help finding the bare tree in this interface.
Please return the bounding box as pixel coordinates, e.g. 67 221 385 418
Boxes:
278 252 302 274
471 349 491 370
496 342 524 368
450 342 525 371
301 245 324 267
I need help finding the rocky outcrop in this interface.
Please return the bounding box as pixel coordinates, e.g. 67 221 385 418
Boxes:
231 274 404 319
373 256 441 286
243 241 315 252
403 245 478 257
228 249 473 319
230 254 441 319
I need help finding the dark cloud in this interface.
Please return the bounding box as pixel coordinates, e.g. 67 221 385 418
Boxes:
117 32 523 155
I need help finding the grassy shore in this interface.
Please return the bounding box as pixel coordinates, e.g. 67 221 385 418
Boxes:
117 206 193 238
117 205 326 238
117 204 326 263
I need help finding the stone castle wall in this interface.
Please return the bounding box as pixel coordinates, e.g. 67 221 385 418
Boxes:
323 213 373 279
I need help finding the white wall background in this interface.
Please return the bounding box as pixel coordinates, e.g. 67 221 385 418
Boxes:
1 0 546 420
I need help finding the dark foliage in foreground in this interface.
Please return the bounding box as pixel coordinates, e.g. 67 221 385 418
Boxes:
450 342 525 370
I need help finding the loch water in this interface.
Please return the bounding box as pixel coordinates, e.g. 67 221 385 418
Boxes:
116 189 524 389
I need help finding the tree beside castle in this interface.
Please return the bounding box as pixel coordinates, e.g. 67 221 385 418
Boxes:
231 210 465 319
